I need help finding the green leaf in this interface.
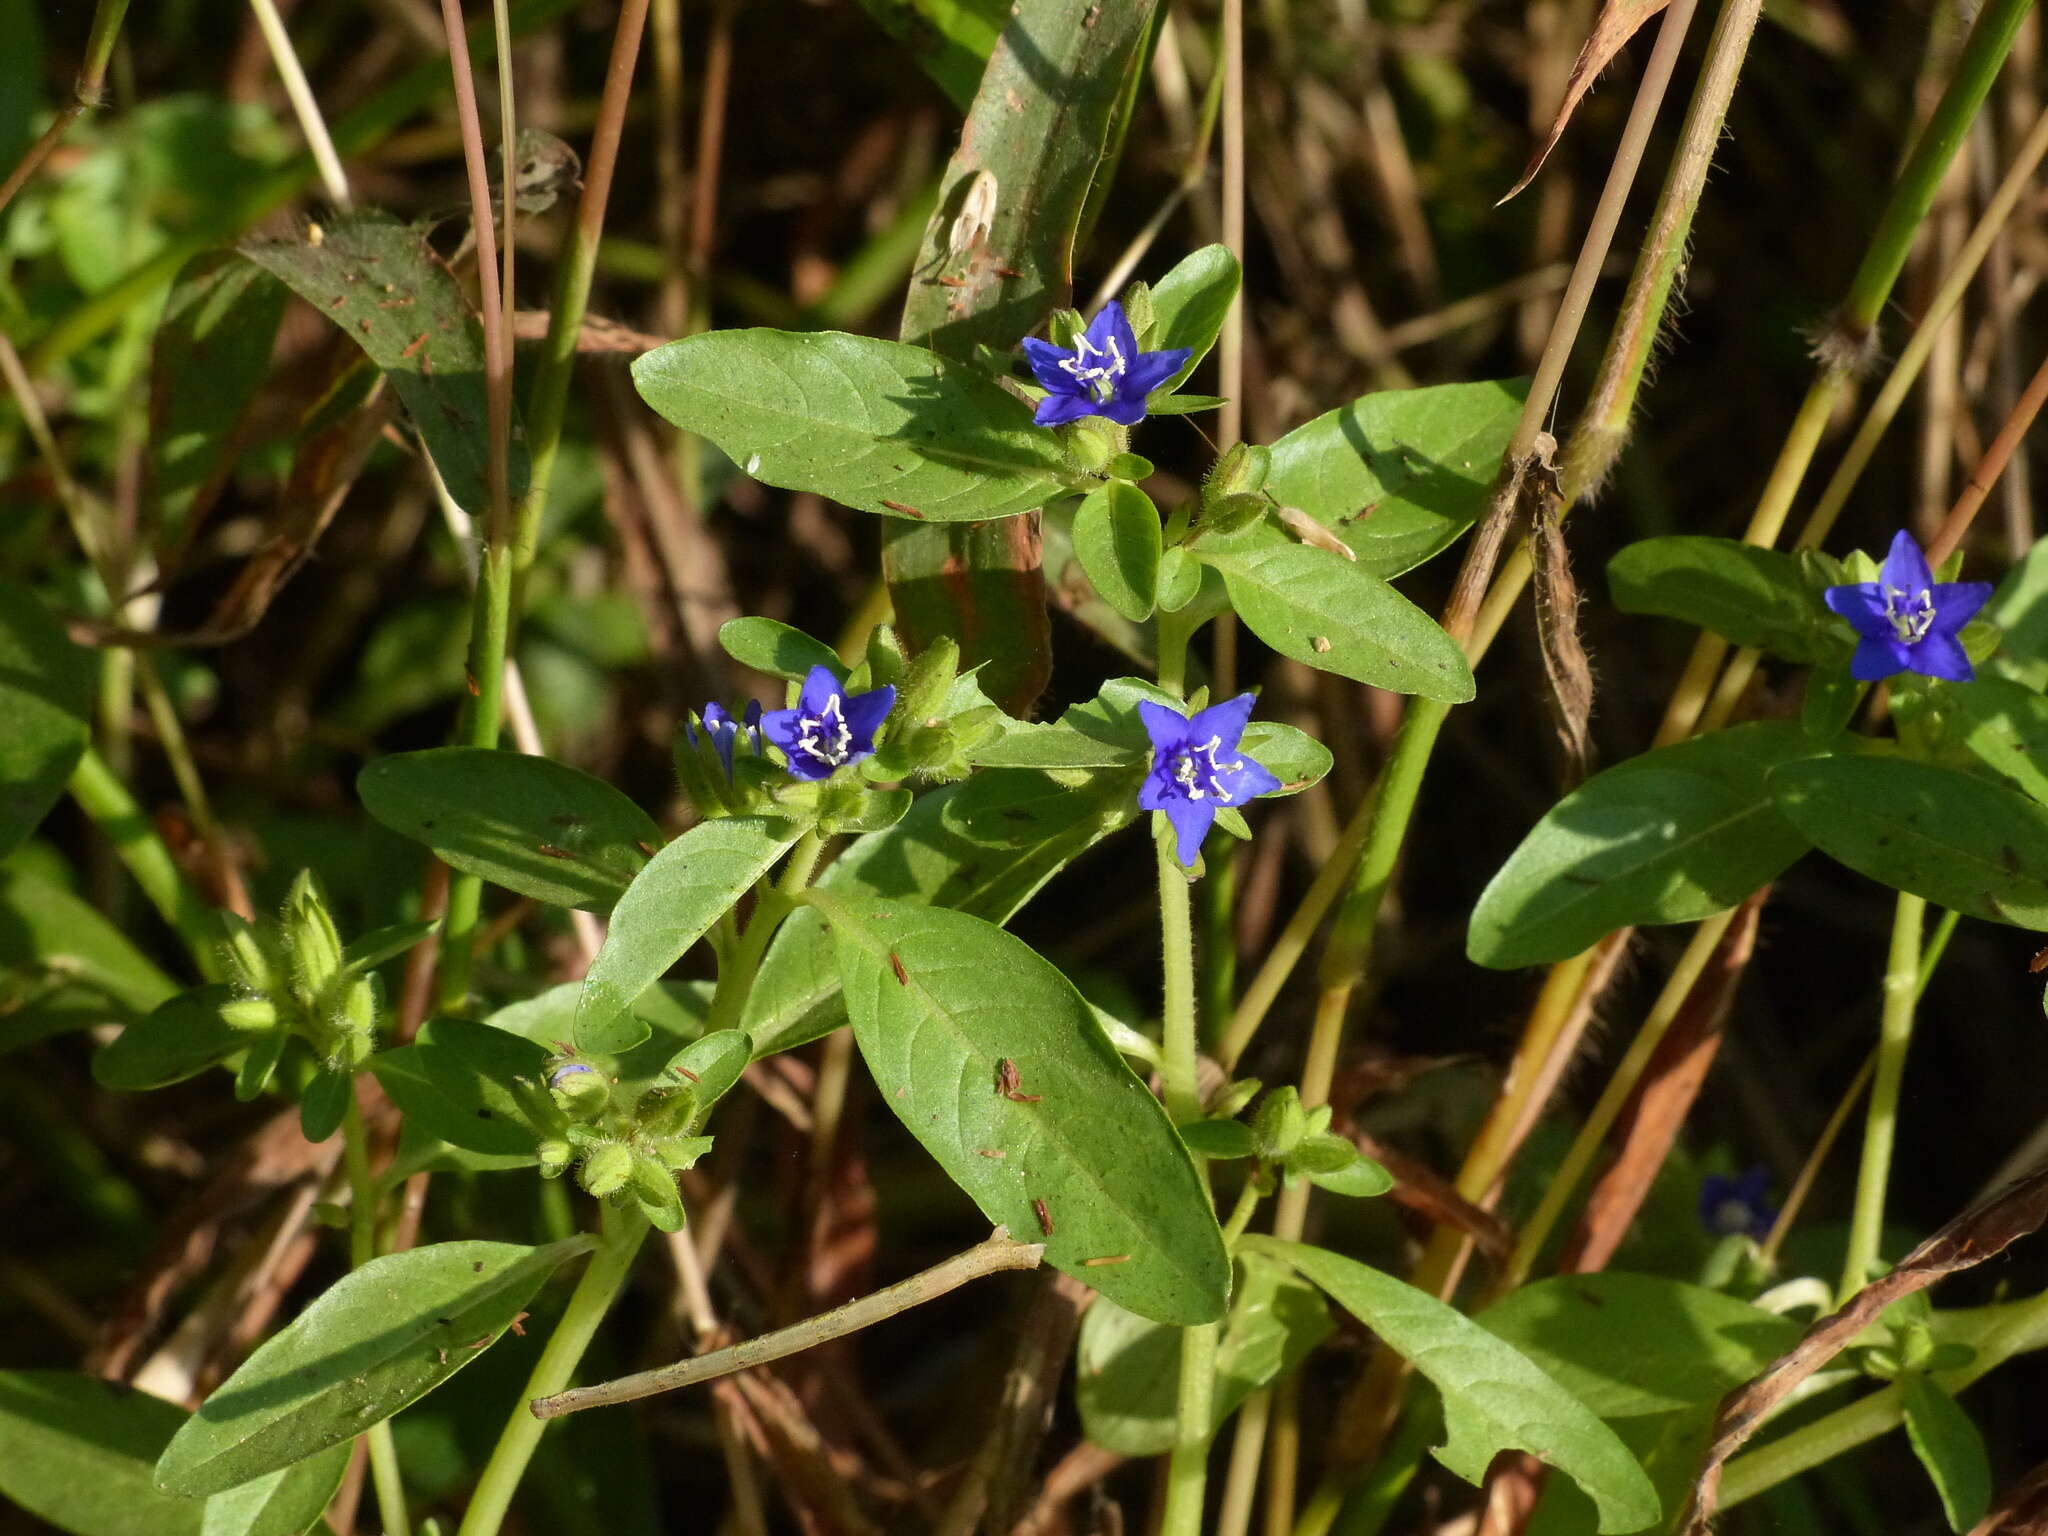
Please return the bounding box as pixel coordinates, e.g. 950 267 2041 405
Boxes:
1072 480 1162 623
1985 532 2048 689
0 1372 202 1536
1261 379 1526 578
415 1017 553 1154
358 747 663 913
1076 1250 1331 1456
1469 722 1822 969
343 919 441 976
662 1028 751 1118
156 1239 593 1496
1477 1274 1801 1419
1937 675 2048 804
298 1068 351 1144
1770 753 2048 928
198 1442 350 1536
146 253 290 548
577 816 803 1053
371 1045 538 1169
633 330 1068 522
743 769 1134 1058
0 580 95 863
484 978 711 1093
1250 1237 1659 1534
1241 721 1333 795
966 722 1139 769
1179 1119 1258 1159
1608 537 1839 662
813 892 1228 1323
852 0 1006 109
1902 1374 1992 1532
1201 541 1474 702
241 212 529 518
717 617 841 683
93 984 253 1091
1306 1151 1394 1197
0 862 177 1051
1147 244 1241 394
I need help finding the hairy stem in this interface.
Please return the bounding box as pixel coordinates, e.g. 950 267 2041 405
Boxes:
1841 892 1926 1301
456 1206 651 1536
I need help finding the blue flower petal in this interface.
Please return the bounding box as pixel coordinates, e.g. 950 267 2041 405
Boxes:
1137 763 1179 813
1216 756 1282 804
1823 582 1890 637
1124 346 1191 398
1033 391 1098 427
1879 528 1935 597
1137 698 1192 753
1911 631 1974 682
841 684 896 744
1183 693 1257 753
1849 634 1911 681
1927 579 1994 637
1163 796 1217 869
1021 336 1077 394
1098 393 1150 426
1084 299 1129 360
796 664 843 716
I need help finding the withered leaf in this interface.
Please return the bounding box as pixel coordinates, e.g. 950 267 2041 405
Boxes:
1500 0 1675 205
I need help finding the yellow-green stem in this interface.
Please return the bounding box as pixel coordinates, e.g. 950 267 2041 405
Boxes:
344 1091 412 1536
1841 891 1926 1301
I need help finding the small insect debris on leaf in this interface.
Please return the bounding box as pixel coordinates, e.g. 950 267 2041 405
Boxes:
1033 1197 1054 1236
997 1058 1042 1103
977 1147 1006 1159
889 951 910 985
1082 1254 1131 1267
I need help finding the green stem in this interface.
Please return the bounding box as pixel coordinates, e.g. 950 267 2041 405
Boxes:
67 748 221 980
706 829 824 1035
437 544 516 1012
1841 890 1926 1301
1162 1320 1220 1536
344 1091 412 1536
456 1205 651 1536
1158 835 1202 1126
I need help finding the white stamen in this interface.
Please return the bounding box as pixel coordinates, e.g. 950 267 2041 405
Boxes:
1169 735 1242 802
1882 584 1936 645
796 693 854 766
1058 331 1129 402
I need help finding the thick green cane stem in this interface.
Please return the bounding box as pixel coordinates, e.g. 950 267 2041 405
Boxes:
1841 891 1927 1301
456 1206 651 1536
1158 838 1203 1127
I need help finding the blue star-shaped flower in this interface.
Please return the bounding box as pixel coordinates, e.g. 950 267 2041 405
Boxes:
1138 693 1283 869
758 666 895 782
1698 1166 1775 1242
1020 300 1191 428
684 700 761 778
1823 530 1992 683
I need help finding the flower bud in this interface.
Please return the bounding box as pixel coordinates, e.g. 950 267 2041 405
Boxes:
630 1155 680 1208
220 912 275 996
579 1141 634 1199
549 1061 610 1121
219 996 280 1032
1047 308 1086 350
865 624 907 692
284 871 344 1000
1063 419 1120 474
896 636 960 730
1201 492 1268 537
1252 1087 1307 1162
537 1138 574 1178
1205 442 1271 500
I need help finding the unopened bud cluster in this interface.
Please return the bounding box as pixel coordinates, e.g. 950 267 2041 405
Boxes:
530 1053 715 1233
219 871 380 1103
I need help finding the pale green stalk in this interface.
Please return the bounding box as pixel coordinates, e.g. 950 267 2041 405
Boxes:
68 750 222 980
1841 892 1926 1301
344 1092 411 1536
455 1206 651 1536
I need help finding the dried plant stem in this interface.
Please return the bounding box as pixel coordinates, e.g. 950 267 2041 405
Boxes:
1928 341 2048 565
0 0 130 216
246 0 352 207
532 1231 1043 1417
